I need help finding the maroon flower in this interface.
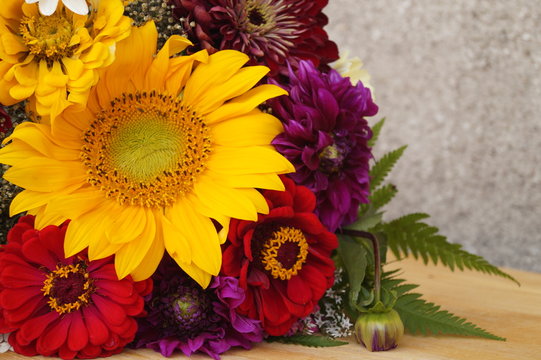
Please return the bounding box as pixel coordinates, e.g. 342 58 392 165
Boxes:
0 107 12 137
270 60 378 232
171 0 338 77
221 176 337 336
0 216 152 359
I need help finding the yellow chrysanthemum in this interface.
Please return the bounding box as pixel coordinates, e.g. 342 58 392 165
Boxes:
0 0 131 118
0 22 293 288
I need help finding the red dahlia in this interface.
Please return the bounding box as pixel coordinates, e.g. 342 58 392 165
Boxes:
221 176 337 335
0 216 152 359
171 0 339 77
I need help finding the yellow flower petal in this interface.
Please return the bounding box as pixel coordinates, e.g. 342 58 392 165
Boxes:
205 84 288 124
207 146 294 175
130 223 164 282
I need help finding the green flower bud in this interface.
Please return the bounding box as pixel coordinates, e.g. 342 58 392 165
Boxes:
354 309 404 351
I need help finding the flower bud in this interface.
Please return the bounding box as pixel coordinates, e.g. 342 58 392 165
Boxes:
354 309 404 351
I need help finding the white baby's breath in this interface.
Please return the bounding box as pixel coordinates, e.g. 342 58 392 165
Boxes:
0 333 12 353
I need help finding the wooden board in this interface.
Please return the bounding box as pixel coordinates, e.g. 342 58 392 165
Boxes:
3 257 541 360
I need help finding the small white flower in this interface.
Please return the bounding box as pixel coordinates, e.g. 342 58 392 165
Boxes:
25 0 89 16
331 50 375 99
0 333 12 353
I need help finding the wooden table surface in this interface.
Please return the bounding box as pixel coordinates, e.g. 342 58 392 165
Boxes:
3 257 540 360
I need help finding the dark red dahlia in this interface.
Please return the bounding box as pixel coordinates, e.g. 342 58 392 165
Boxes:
0 216 152 360
221 176 337 336
0 107 12 138
171 0 338 77
270 60 378 232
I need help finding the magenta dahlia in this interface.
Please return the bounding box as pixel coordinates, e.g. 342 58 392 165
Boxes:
134 255 263 360
270 60 378 232
171 0 338 77
0 216 152 359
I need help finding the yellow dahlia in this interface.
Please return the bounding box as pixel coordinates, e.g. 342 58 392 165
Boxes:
0 22 293 288
0 0 131 118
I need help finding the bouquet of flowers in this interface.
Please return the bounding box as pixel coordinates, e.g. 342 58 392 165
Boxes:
0 1 517 359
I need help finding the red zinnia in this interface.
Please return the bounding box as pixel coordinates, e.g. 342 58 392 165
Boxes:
0 216 152 359
0 107 12 137
222 176 337 335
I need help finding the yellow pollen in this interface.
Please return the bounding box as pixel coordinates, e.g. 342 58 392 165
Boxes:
260 226 309 280
41 263 94 315
81 90 212 208
244 0 276 33
19 9 79 61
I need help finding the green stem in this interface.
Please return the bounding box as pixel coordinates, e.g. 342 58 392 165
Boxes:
340 229 381 303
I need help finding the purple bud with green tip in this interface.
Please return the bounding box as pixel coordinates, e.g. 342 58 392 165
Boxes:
354 309 404 351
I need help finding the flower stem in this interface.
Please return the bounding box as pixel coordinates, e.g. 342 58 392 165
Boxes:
340 229 381 303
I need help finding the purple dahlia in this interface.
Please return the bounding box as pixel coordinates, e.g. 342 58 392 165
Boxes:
270 60 378 232
134 255 263 360
171 0 338 77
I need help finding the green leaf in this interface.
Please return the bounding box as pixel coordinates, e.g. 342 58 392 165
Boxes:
337 235 368 309
370 145 407 190
267 335 349 347
395 291 505 341
346 208 383 232
379 213 519 285
368 118 385 148
369 183 398 211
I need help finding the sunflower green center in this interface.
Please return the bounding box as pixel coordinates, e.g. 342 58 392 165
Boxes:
82 91 212 208
41 262 94 315
260 226 309 280
19 10 78 61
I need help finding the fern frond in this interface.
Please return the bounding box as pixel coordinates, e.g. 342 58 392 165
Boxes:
369 183 397 211
370 145 407 190
267 335 348 347
395 292 505 340
368 118 385 148
380 213 519 284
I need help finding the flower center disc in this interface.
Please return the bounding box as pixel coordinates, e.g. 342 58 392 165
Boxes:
41 263 94 315
243 0 276 33
82 91 211 208
20 9 77 61
260 226 309 280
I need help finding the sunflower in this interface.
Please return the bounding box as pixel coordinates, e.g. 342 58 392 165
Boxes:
0 21 293 288
0 0 132 118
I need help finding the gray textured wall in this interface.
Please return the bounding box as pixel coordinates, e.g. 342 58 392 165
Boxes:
325 0 541 272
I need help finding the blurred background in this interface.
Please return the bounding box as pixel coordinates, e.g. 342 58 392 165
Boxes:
325 0 541 272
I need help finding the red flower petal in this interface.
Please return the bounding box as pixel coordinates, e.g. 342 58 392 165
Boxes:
0 287 41 310
94 279 134 298
67 311 88 352
82 307 111 346
4 294 46 325
22 237 57 270
92 294 127 326
17 311 59 345
286 275 312 305
37 316 70 354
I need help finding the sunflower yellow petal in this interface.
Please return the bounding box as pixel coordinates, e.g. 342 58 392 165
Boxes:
161 214 192 263
9 183 82 216
165 50 208 96
87 236 122 261
177 261 212 289
170 199 222 276
65 211 105 257
207 146 294 175
183 50 249 108
191 65 270 114
45 187 105 221
205 84 287 124
114 208 156 279
207 171 285 191
34 205 69 229
194 175 258 221
130 228 164 281
106 204 147 244
3 159 86 192
211 110 283 147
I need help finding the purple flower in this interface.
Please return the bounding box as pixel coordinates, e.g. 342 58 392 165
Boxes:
133 256 263 360
270 60 378 232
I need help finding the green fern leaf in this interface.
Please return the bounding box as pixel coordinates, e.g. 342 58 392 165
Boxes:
267 335 348 347
370 145 407 190
368 118 385 147
380 213 519 284
369 183 398 210
395 291 505 340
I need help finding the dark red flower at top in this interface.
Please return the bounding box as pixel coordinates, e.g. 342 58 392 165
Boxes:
0 216 152 360
0 107 12 137
221 176 337 336
171 0 339 78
